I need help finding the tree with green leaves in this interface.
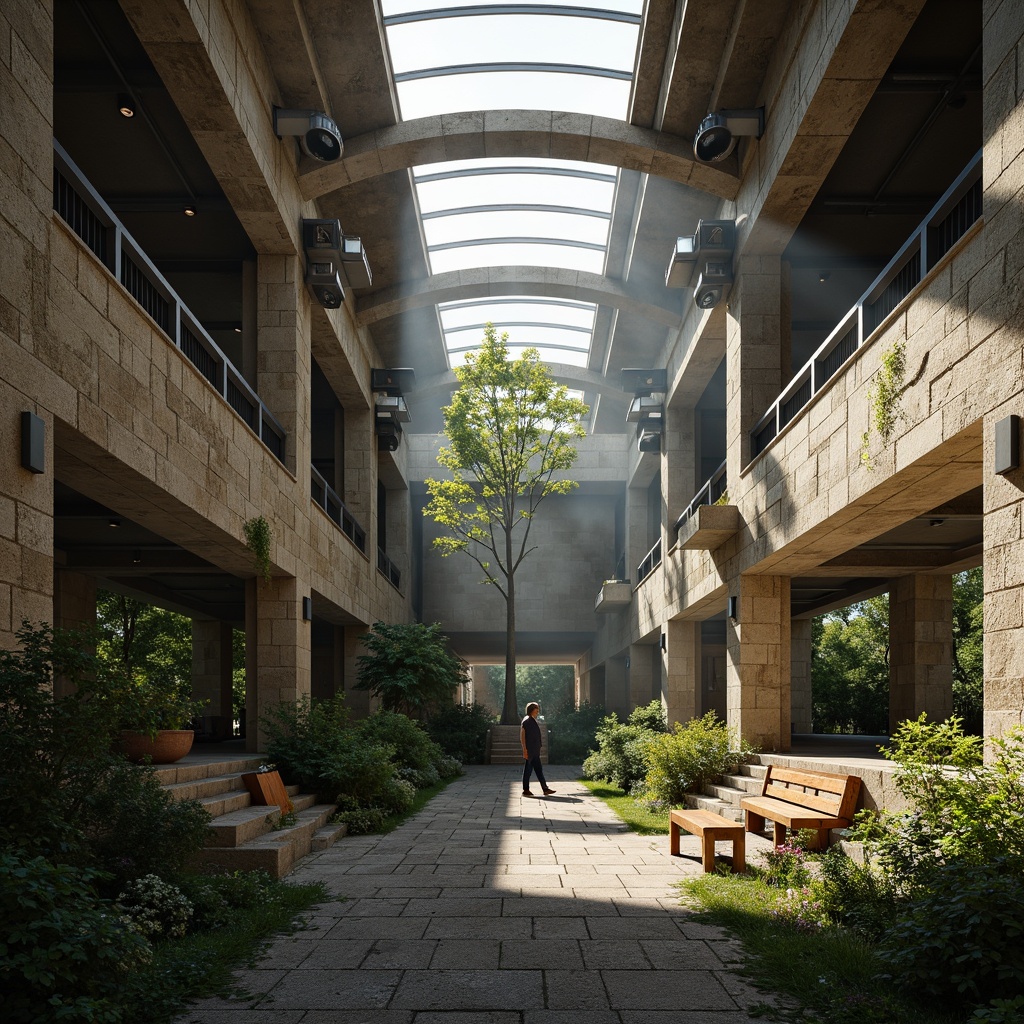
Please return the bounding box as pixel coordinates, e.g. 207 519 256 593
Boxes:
424 325 589 724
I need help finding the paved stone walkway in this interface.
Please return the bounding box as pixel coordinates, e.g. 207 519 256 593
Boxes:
178 765 777 1023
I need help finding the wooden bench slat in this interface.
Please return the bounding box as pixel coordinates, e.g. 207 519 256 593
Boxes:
762 765 853 794
669 808 745 872
740 795 849 830
762 782 843 816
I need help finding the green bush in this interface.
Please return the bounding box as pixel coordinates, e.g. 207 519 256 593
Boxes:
876 858 1024 1006
333 806 389 835
642 712 753 806
0 623 209 894
582 712 658 792
116 874 193 940
546 700 605 764
1 850 151 1024
355 710 445 776
626 700 668 732
426 702 493 763
262 696 397 807
814 847 900 942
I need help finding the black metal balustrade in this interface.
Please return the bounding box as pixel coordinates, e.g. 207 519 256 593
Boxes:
637 537 662 583
52 140 286 464
377 548 401 590
674 459 727 532
749 150 983 460
310 466 366 553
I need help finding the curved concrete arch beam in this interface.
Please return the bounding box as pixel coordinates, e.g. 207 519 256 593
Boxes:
355 267 683 329
297 110 739 201
411 364 628 403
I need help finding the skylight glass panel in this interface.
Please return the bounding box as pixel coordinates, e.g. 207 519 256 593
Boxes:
382 3 641 121
430 243 605 275
424 210 608 249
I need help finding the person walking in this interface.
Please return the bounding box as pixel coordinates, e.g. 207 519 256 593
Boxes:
521 701 556 796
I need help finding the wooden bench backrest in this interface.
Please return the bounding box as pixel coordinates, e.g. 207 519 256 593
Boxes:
759 765 861 820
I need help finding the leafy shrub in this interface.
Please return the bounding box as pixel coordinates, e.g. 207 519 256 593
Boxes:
116 874 193 940
355 710 446 776
582 712 658 792
82 760 210 895
876 858 1024 1006
378 776 417 814
333 806 389 835
0 624 208 894
262 696 396 807
355 621 466 718
814 847 900 941
546 700 605 764
757 840 811 889
1 850 151 1024
626 700 667 732
642 711 753 805
174 870 283 933
434 754 463 780
426 702 493 763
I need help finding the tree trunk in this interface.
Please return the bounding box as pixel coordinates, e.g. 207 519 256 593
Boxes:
501 549 518 725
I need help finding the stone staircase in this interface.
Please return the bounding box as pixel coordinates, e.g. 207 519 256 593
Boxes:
682 762 767 821
155 755 346 878
486 723 549 764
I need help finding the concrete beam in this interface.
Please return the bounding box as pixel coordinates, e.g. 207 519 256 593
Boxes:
355 267 683 329
296 111 741 201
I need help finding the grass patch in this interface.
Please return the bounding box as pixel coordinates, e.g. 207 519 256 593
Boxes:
582 783 957 1024
122 876 327 1023
679 873 959 1024
580 779 670 834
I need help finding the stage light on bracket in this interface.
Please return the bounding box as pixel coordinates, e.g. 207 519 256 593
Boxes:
693 108 764 164
274 107 343 162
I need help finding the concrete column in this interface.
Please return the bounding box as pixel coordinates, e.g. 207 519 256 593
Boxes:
343 623 371 718
191 619 233 737
625 484 648 583
257 255 310 478
628 642 656 709
604 656 628 718
791 617 813 734
664 403 696 528
726 255 783 481
344 406 374 533
663 619 699 727
245 576 310 751
727 575 791 751
889 574 954 731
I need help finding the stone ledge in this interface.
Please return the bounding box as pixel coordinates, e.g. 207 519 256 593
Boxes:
595 581 632 613
677 504 740 551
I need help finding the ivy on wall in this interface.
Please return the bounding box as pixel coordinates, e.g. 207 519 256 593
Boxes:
860 340 907 470
243 515 272 584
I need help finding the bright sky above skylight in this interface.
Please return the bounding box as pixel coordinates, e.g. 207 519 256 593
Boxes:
381 2 642 376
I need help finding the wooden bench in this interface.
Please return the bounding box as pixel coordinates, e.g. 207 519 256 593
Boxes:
740 765 861 850
670 808 746 873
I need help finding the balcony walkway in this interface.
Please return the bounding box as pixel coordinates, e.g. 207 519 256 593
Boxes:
177 764 779 1022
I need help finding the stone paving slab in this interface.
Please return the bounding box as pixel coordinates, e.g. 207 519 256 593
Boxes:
175 765 778 1023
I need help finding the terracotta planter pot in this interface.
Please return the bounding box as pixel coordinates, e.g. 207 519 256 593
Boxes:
117 729 195 764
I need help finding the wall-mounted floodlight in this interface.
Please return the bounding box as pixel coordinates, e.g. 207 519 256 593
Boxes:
372 368 416 451
665 219 736 311
625 396 664 423
693 108 764 164
274 107 343 162
301 219 374 305
620 368 667 395
376 415 402 452
337 235 372 289
371 368 416 395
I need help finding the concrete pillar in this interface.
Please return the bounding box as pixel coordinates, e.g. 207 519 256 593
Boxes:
791 617 814 733
726 255 783 481
625 484 648 584
727 575 791 751
245 576 310 751
663 619 699 727
664 403 696 529
192 619 233 737
344 406 374 535
257 255 310 478
605 657 628 718
889 574 953 731
343 623 371 718
628 642 656 709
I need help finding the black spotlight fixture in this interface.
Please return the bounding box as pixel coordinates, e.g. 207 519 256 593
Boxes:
274 107 343 162
693 108 764 164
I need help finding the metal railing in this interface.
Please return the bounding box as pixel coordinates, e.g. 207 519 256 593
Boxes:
749 149 983 459
52 140 286 464
673 459 727 532
377 548 401 590
310 466 366 552
637 537 662 583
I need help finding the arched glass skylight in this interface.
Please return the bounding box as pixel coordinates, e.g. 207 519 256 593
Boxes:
382 3 642 120
382 2 641 377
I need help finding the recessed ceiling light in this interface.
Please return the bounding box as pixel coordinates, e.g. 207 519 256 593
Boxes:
183 205 197 217
117 94 135 118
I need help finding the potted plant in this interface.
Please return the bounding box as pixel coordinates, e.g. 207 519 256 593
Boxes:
115 677 208 764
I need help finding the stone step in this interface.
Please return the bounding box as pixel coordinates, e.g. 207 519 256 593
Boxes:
206 804 283 847
164 770 258 805
683 792 743 821
194 803 339 879
721 772 763 794
153 756 264 787
705 782 746 806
